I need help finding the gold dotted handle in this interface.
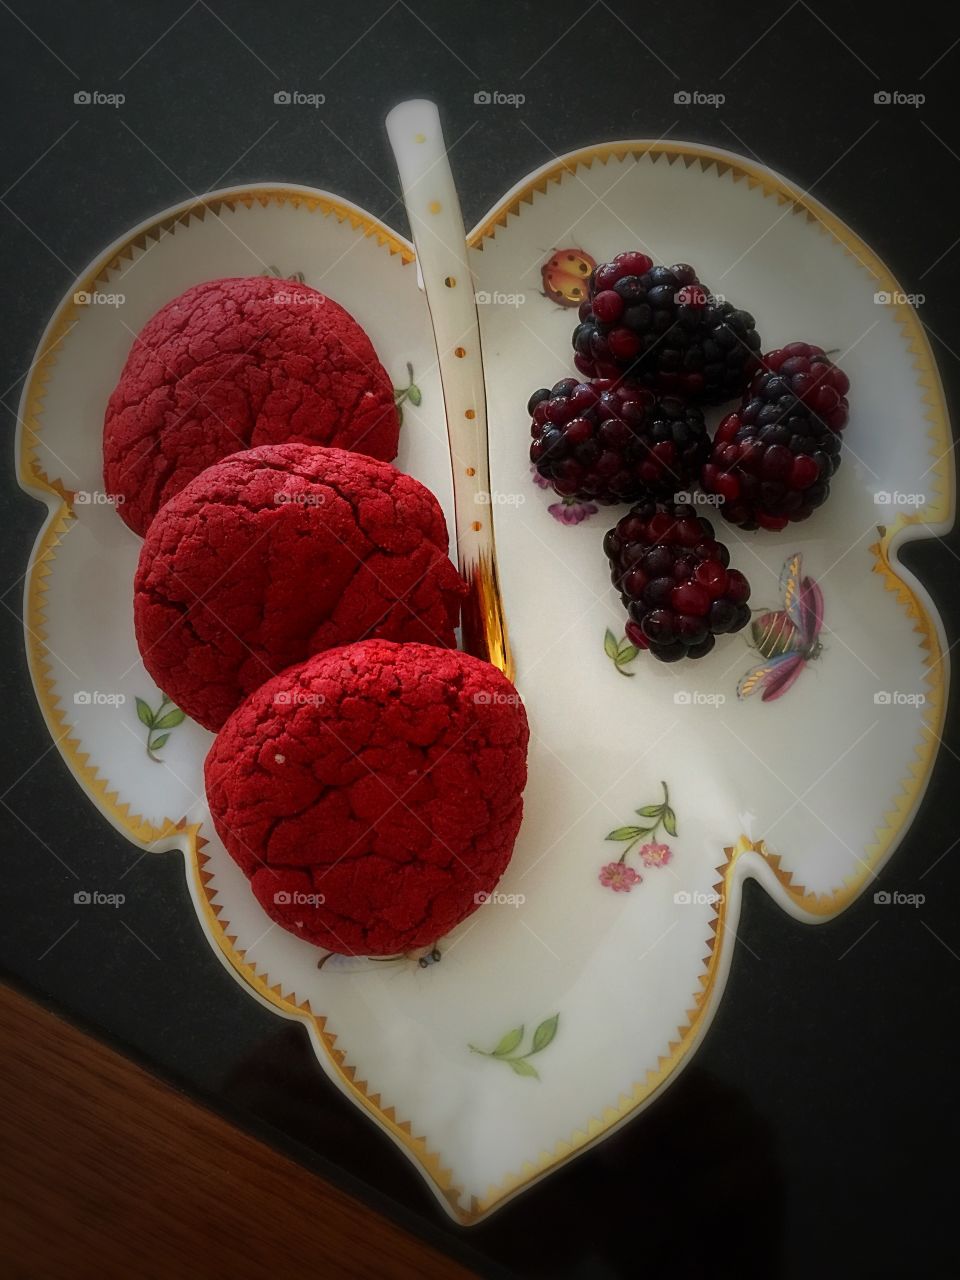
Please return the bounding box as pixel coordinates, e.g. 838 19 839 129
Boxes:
385 100 513 679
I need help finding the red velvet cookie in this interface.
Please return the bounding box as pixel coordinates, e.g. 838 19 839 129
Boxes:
204 640 529 956
134 444 466 731
104 276 399 535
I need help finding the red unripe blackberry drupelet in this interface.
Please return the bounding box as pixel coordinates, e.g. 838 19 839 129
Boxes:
604 499 751 662
204 641 530 956
104 276 399 535
134 444 466 731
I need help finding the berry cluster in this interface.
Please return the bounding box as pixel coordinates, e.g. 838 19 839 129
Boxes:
573 254 762 404
604 501 751 662
701 343 849 530
528 378 709 504
528 252 852 664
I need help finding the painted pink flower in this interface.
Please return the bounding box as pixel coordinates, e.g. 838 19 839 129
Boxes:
599 861 641 892
639 841 673 868
530 466 598 524
548 498 599 526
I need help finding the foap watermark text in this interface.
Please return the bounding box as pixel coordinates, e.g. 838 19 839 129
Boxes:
475 290 526 308
675 490 725 506
874 690 926 707
874 490 926 508
674 690 726 707
274 90 325 107
274 690 325 706
874 889 925 907
674 89 725 107
474 890 525 907
74 691 126 707
74 890 125 907
874 90 925 107
874 290 925 306
75 291 125 308
74 90 124 108
474 90 525 108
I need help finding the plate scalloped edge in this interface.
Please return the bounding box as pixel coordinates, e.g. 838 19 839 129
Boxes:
15 145 954 1224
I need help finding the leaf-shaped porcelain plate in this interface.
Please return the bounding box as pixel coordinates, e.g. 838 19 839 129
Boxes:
16 141 952 1224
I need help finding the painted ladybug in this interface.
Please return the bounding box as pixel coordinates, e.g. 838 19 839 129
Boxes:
541 247 596 308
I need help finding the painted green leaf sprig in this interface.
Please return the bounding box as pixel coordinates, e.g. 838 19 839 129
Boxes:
468 1013 559 1080
260 266 306 282
604 628 639 677
393 362 422 426
136 695 186 763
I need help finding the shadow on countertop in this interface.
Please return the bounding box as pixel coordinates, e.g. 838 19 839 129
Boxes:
223 1022 784 1280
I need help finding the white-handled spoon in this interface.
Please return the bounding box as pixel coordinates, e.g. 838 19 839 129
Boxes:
385 99 513 679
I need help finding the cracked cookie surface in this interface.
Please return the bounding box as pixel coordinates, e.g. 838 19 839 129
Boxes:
134 443 466 730
104 276 399 535
204 640 529 956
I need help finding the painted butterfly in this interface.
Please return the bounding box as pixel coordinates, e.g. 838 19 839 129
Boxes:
737 552 824 702
541 247 596 307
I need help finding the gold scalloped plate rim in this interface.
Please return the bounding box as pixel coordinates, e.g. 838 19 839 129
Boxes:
15 148 953 1225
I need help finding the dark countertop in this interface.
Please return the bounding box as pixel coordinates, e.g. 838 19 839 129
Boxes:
2 3 959 1277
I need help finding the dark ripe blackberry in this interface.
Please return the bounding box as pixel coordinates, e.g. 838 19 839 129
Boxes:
573 255 762 404
701 344 850 531
606 499 751 663
528 377 710 504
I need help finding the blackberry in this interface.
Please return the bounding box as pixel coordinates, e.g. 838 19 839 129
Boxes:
528 377 710 505
701 344 850 531
573 254 762 404
759 342 850 431
603 499 751 662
